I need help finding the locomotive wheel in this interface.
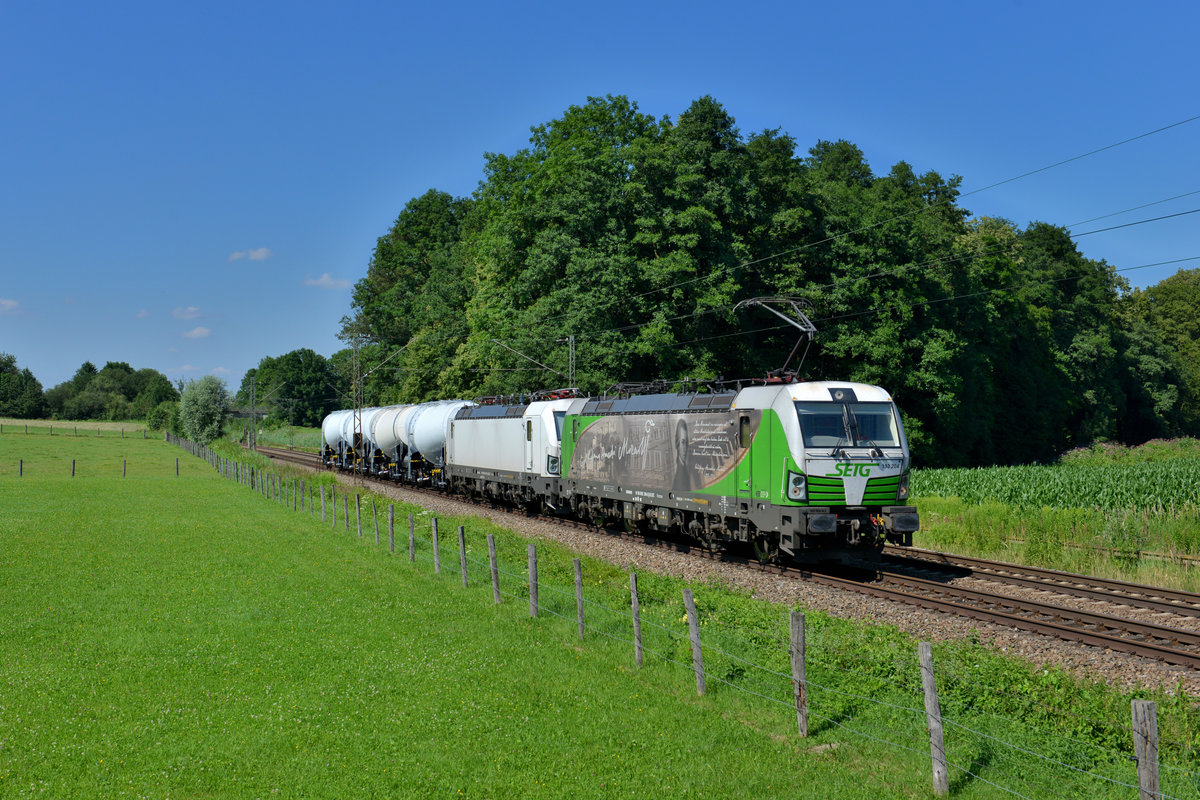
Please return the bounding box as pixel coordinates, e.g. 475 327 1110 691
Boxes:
752 533 779 564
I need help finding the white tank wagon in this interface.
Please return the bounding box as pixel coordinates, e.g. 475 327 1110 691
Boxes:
331 407 384 471
398 400 475 481
321 409 353 466
445 397 577 509
368 403 415 478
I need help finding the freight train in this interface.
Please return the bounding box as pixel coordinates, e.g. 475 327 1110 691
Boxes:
320 380 918 563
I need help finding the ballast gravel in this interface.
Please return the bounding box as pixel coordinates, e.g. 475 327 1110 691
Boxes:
324 472 1200 698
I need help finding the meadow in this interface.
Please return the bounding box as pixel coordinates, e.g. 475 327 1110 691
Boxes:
912 439 1200 591
3 432 1198 797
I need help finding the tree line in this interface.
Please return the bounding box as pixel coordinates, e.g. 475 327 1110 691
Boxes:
336 94 1199 468
6 95 1196 466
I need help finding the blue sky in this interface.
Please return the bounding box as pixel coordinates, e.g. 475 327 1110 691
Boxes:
2 0 1197 391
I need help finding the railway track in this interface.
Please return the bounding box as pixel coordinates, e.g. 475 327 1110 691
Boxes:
247 445 1200 670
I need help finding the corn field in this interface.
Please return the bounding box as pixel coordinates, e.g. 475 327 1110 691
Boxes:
911 461 1200 513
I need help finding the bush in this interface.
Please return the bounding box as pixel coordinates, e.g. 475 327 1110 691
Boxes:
146 400 178 433
178 377 229 444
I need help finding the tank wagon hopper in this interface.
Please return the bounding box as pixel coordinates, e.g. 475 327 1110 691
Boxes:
560 380 918 564
445 392 577 510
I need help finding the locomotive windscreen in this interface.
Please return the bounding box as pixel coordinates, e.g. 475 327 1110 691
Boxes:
795 401 901 448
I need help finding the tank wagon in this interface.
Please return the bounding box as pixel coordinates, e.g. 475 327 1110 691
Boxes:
323 400 475 483
320 380 918 563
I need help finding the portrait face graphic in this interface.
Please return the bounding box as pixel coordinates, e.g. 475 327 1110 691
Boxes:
674 420 688 463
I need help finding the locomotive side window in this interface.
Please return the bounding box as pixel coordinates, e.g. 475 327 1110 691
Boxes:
526 420 532 442
739 415 751 447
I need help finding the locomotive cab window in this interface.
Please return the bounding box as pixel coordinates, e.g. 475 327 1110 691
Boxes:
526 420 532 442
739 415 751 447
795 401 901 449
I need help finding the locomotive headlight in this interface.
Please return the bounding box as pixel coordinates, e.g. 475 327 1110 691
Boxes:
786 471 806 501
897 473 910 501
547 455 561 475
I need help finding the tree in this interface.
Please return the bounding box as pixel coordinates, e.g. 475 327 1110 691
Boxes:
0 353 45 418
331 93 1186 466
178 376 229 444
236 349 339 426
1128 268 1200 433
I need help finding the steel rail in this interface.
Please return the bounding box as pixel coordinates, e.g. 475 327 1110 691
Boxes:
884 545 1200 618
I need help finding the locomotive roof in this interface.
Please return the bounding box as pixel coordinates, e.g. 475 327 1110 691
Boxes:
578 392 737 416
456 403 528 419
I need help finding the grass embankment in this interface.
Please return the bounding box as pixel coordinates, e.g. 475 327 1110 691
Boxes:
913 439 1200 591
226 421 323 452
3 434 1198 797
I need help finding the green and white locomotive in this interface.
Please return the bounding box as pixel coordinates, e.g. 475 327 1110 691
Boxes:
560 380 918 563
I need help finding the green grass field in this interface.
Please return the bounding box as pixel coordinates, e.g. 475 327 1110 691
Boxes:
3 433 1197 798
912 439 1200 590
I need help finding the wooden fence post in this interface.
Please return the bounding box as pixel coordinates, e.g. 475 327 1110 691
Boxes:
19 459 22 477
488 534 500 604
1132 700 1160 800
300 481 306 512
71 459 75 477
919 642 950 796
388 505 395 553
356 494 362 537
630 573 643 667
528 544 538 617
123 459 126 478
682 588 705 695
458 525 467 587
408 513 415 562
373 501 379 545
321 487 326 522
574 558 584 640
344 496 349 531
432 518 441 573
176 458 179 476
790 611 809 737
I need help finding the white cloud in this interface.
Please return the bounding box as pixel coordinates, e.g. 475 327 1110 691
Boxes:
229 247 272 262
172 306 201 320
211 366 231 375
0 298 19 314
136 309 150 319
303 272 351 289
181 364 200 372
182 326 211 339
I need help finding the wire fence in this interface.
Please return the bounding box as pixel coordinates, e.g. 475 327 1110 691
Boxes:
171 434 1200 799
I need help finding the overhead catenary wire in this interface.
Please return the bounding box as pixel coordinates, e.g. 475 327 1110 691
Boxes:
344 203 1195 393
489 205 1198 368
527 112 1200 331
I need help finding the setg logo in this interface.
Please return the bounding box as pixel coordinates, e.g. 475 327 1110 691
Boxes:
830 463 874 477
